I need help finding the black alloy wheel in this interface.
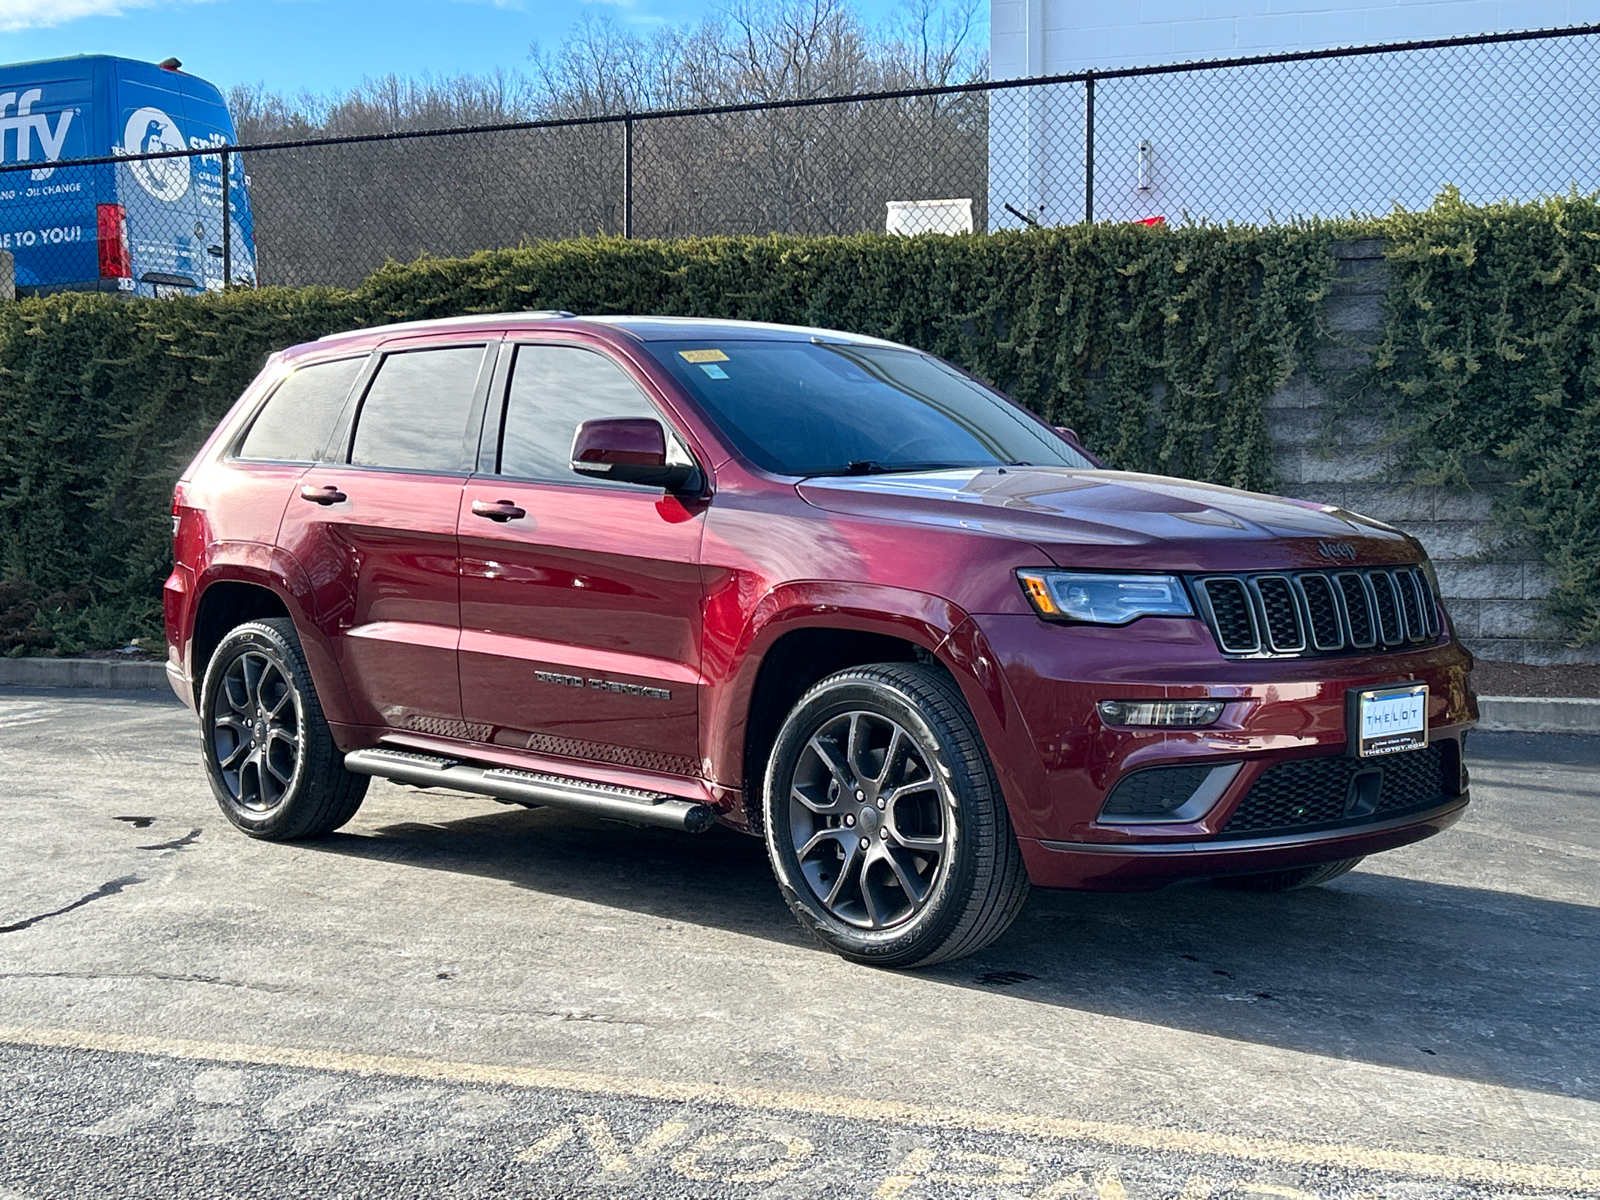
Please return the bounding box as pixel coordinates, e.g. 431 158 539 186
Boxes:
788 709 949 930
200 617 367 840
211 647 301 814
763 662 1029 968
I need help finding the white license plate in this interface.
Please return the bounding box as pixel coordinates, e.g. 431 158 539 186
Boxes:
1352 684 1429 757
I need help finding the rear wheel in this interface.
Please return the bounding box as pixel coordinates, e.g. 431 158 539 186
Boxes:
199 617 367 840
1212 856 1365 893
762 663 1029 968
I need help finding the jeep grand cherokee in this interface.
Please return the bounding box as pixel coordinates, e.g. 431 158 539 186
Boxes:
165 314 1477 967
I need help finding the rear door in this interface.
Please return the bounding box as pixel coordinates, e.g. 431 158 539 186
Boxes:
278 339 495 736
457 340 707 777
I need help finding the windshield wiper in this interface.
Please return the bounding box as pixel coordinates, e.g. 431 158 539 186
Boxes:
814 460 972 477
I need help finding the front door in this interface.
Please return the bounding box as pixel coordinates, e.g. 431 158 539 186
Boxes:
278 340 494 735
458 341 706 778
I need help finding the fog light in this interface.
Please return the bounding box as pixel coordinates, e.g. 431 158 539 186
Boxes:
1097 699 1224 727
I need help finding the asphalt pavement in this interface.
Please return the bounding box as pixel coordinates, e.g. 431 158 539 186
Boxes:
2 689 1598 1199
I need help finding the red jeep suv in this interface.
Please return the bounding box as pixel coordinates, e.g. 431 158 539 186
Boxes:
165 313 1477 967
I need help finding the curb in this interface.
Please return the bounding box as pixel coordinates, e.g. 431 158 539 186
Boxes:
1476 695 1600 735
0 658 168 691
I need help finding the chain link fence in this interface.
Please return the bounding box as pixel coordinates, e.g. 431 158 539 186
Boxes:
3 23 1598 295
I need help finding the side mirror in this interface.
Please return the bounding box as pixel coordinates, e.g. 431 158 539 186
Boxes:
570 417 702 492
1052 425 1106 468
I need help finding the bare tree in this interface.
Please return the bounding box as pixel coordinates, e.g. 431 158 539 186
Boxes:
229 0 990 286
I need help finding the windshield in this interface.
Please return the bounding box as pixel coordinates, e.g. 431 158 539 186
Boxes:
648 339 1095 476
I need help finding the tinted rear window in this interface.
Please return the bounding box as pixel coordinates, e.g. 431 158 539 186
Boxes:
349 346 486 473
237 357 365 463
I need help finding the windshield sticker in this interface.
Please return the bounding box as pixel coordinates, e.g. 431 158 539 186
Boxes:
698 363 730 379
678 349 729 363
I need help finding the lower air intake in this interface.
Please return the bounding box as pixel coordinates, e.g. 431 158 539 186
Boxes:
1220 744 1450 837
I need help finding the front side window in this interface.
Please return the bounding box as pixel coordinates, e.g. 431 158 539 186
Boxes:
349 346 486 473
648 339 1094 477
237 356 366 463
497 344 667 485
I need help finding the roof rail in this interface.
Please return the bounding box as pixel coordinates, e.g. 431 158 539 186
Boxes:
316 310 576 342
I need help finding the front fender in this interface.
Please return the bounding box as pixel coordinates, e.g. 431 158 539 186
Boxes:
701 580 1046 836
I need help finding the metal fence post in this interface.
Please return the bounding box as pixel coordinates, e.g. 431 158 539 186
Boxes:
1083 73 1095 225
220 147 232 287
623 115 634 239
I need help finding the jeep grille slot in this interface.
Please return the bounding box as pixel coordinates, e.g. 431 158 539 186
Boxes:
1197 578 1259 654
1336 572 1377 648
1191 566 1443 659
1370 571 1405 645
1253 575 1306 652
1297 574 1343 650
1393 568 1426 642
1407 568 1440 639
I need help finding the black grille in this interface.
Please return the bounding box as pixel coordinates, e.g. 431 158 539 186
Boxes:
1408 571 1440 638
1193 566 1441 658
1370 571 1404 645
1336 572 1376 646
1220 744 1449 837
1393 569 1425 642
1255 576 1304 651
1299 574 1342 649
1200 578 1258 653
1102 764 1215 817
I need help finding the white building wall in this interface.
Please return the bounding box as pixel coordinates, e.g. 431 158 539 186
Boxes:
987 1 1600 229
991 0 1600 78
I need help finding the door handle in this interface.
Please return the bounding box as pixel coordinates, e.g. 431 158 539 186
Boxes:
299 484 346 505
471 499 527 523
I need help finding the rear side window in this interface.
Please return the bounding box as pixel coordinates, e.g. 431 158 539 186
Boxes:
349 346 486 473
237 357 366 463
498 344 664 484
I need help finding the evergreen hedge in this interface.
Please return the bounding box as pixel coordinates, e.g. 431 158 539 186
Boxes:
1369 189 1600 647
0 222 1342 654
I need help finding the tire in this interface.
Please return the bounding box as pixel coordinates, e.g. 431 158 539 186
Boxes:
199 617 367 840
762 662 1029 968
1211 856 1365 893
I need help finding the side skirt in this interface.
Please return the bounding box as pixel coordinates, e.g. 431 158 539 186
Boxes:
343 747 715 833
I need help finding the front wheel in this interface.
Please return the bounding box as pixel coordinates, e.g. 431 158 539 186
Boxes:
762 663 1029 968
199 617 367 840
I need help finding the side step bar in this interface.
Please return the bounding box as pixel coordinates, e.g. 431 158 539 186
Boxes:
343 747 715 833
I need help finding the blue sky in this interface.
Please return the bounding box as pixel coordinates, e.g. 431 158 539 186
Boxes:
2 0 918 97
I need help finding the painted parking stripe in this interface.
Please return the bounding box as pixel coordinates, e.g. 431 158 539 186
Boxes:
3 1023 1597 1194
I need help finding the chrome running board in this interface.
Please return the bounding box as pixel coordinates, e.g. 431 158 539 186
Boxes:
343 747 715 833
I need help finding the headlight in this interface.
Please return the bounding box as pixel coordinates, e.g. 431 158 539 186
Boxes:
1017 570 1194 624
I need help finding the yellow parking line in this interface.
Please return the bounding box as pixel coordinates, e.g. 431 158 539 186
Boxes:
3 1023 1597 1194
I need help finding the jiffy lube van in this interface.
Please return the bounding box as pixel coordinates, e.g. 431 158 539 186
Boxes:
0 55 257 296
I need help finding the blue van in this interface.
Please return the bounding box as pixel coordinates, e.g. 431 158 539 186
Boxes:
0 55 257 297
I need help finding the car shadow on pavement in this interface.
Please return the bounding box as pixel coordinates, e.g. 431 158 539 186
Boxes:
309 796 1599 1105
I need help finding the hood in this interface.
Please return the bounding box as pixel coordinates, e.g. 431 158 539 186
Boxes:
796 467 1420 572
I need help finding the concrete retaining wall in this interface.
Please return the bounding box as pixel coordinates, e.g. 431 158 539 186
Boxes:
0 658 167 691
1265 240 1595 665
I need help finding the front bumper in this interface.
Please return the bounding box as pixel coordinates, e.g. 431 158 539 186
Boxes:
1019 793 1468 890
963 612 1477 887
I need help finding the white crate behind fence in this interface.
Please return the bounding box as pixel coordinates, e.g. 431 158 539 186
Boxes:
885 198 974 235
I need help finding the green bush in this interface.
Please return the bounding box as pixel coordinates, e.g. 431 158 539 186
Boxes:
1369 189 1600 646
0 287 365 653
0 225 1335 655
